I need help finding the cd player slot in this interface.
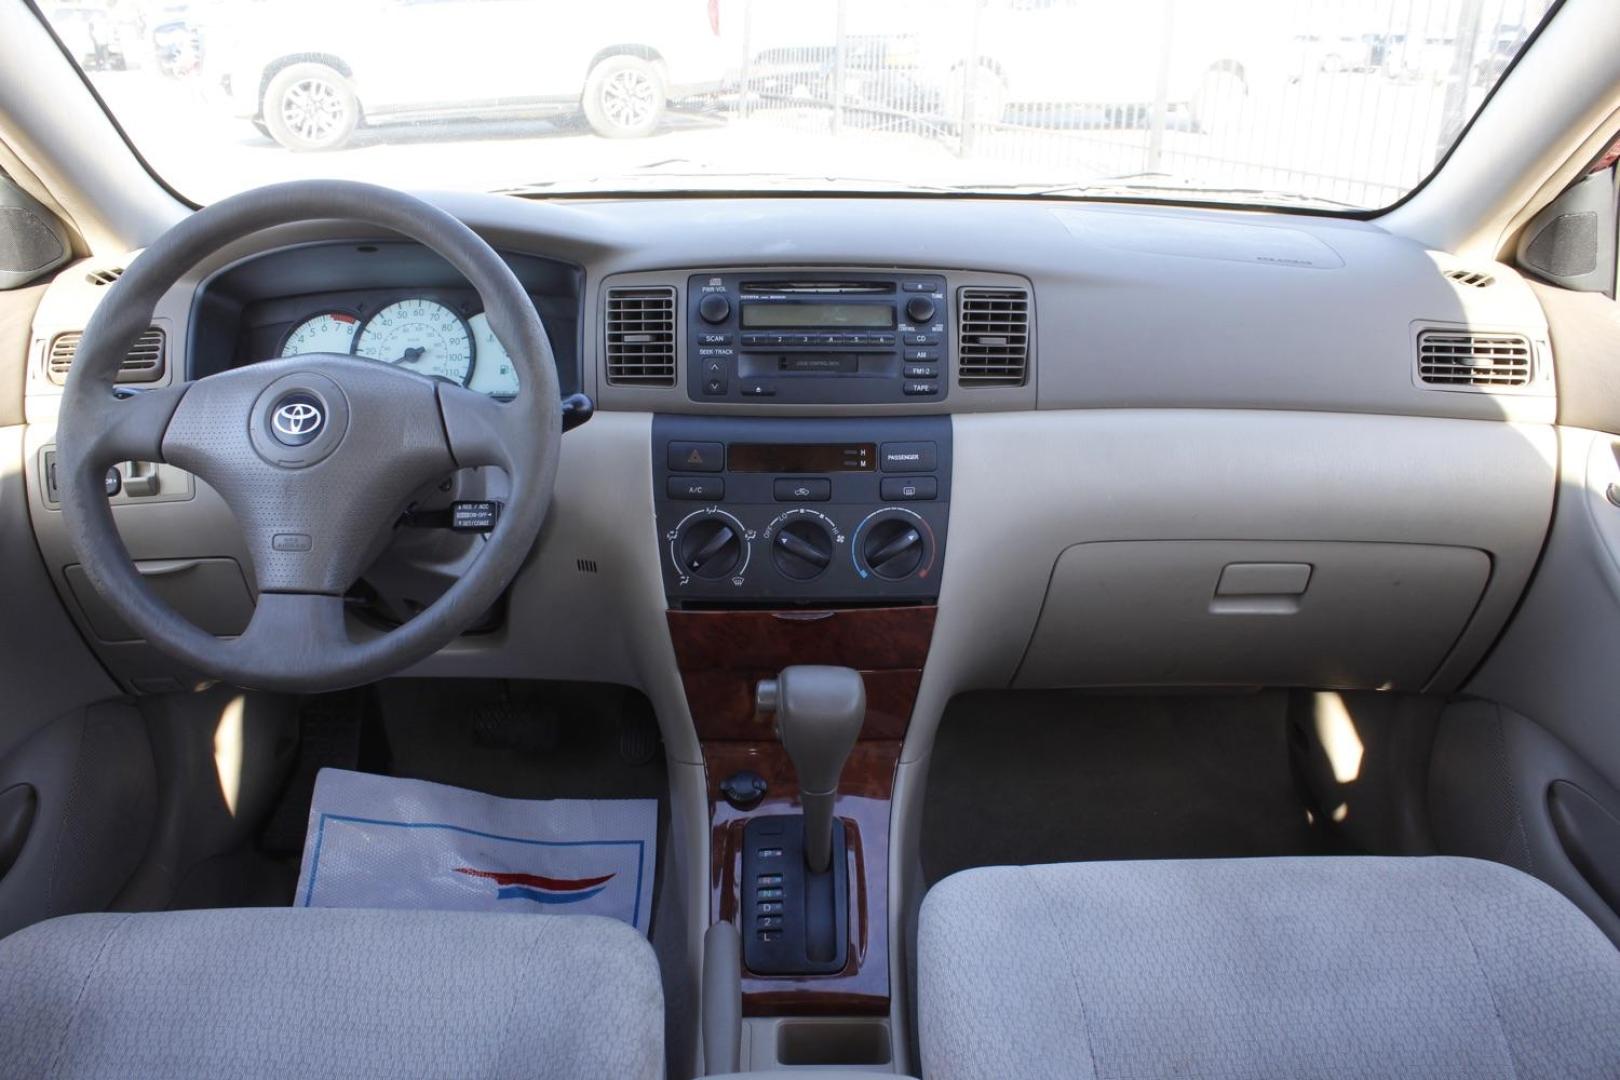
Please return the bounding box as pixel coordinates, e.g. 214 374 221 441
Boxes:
739 281 895 295
738 352 896 378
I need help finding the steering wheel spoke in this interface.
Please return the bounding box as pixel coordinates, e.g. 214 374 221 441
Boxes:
228 591 351 665
76 383 191 470
436 382 522 471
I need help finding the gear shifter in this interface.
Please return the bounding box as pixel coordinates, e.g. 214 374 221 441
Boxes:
758 665 866 873
741 665 865 975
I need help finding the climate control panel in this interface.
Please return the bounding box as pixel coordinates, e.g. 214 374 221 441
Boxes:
653 415 950 605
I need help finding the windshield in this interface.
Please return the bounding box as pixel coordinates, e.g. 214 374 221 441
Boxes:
36 0 1554 210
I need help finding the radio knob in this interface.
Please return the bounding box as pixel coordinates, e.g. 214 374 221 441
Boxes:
771 518 835 581
904 295 937 324
676 517 744 579
860 517 928 580
698 294 732 324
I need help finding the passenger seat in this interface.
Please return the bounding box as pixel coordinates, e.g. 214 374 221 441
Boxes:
919 856 1620 1080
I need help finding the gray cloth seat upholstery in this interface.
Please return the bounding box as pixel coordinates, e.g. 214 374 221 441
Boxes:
919 856 1620 1080
0 907 664 1079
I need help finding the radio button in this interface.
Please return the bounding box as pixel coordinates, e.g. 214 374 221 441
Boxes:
784 334 810 346
702 376 728 396
668 441 725 471
904 365 939 378
904 333 938 346
699 332 733 346
905 348 940 362
881 442 938 472
741 383 777 397
881 476 938 501
669 476 724 500
902 281 933 292
903 382 941 396
876 333 896 345
774 478 832 502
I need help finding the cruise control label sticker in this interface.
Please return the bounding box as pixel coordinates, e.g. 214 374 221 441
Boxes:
295 769 655 934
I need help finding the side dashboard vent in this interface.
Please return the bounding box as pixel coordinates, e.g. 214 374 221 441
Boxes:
1416 330 1532 388
957 287 1030 387
47 328 166 385
1443 268 1495 288
604 286 677 387
85 266 124 287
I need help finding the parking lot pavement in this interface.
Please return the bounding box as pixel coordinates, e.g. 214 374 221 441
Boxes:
87 68 1478 208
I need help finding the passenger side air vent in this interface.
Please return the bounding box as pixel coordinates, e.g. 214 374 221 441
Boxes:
957 287 1030 387
85 266 124 287
604 286 677 387
1442 268 1495 288
46 328 166 385
1416 330 1532 388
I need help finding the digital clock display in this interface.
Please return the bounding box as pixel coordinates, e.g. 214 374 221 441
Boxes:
727 443 877 473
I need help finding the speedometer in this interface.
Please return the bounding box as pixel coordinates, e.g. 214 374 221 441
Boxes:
281 311 359 357
353 298 473 386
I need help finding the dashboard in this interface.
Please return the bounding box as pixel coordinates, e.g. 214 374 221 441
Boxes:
17 193 1563 711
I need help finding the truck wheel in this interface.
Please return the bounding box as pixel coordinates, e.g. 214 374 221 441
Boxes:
263 62 360 152
582 55 666 139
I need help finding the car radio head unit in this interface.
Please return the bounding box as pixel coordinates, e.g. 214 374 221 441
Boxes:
688 271 947 405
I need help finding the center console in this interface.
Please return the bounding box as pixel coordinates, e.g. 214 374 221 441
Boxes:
655 413 948 1048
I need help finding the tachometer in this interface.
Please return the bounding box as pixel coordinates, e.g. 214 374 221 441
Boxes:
280 311 359 357
466 313 522 399
353 298 473 386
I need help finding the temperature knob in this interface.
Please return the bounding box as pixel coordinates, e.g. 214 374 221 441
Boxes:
771 518 835 580
859 514 929 580
675 516 744 579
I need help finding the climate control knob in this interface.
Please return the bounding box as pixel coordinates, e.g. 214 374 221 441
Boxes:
771 518 835 580
675 516 744 579
859 514 929 580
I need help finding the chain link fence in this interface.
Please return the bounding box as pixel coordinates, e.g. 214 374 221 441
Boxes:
718 0 1551 207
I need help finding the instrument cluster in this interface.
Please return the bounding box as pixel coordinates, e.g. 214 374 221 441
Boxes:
276 294 521 399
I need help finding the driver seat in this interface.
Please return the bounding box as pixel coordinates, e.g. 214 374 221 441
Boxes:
0 906 664 1078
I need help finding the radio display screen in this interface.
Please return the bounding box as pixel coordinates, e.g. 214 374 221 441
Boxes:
740 303 895 329
728 443 877 473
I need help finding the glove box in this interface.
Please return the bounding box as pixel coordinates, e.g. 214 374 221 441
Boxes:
1014 540 1490 691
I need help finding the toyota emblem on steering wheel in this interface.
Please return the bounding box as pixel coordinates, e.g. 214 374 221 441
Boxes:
269 394 325 446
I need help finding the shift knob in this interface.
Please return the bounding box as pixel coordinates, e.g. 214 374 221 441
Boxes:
757 665 865 873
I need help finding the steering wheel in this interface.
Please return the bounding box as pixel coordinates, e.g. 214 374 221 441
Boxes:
56 181 561 692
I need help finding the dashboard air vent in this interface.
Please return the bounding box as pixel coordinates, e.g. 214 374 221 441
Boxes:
1416 330 1532 388
604 286 677 387
1443 268 1495 288
85 266 124 287
47 328 166 385
957 287 1030 387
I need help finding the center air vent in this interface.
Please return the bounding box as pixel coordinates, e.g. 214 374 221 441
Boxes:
957 287 1030 387
1416 330 1532 388
604 286 677 387
46 328 166 385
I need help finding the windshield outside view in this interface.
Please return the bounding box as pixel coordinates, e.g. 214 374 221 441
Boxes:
40 0 1552 210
